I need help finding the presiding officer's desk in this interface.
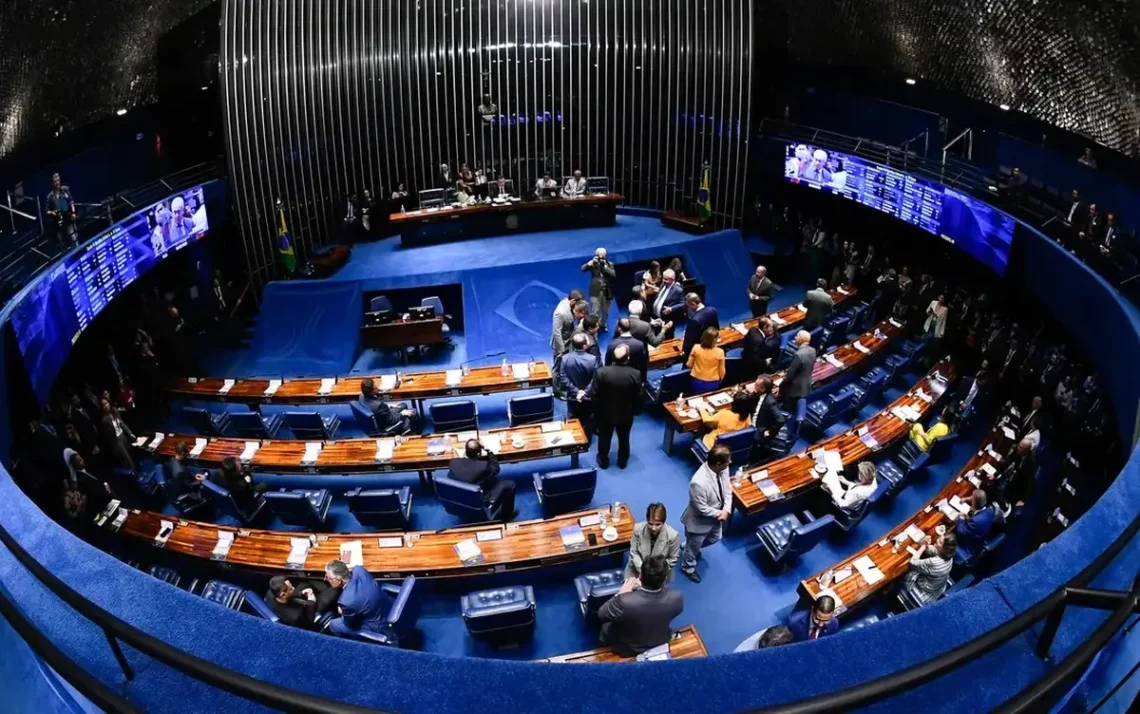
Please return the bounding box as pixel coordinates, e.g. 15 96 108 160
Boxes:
661 319 903 451
732 358 958 515
168 361 554 408
647 285 858 371
135 419 589 477
538 625 708 663
391 193 623 247
799 417 1016 613
360 316 445 352
113 504 632 580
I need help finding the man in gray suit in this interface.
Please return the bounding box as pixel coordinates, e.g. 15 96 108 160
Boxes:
550 289 586 362
780 330 817 410
581 247 617 332
624 502 681 581
680 445 734 583
627 299 670 346
598 555 684 656
803 278 834 330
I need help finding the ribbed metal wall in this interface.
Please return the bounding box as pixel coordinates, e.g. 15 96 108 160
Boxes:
220 0 753 282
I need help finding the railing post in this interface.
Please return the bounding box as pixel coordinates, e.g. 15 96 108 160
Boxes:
1034 599 1068 660
103 629 135 682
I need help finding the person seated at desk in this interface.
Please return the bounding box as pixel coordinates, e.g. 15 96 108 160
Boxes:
213 457 268 511
391 182 409 208
909 405 957 452
562 169 587 197
358 377 420 434
534 173 558 197
741 317 780 379
757 625 795 649
700 392 751 449
641 260 663 301
686 327 725 394
454 179 477 206
822 461 878 513
788 595 839 642
955 489 1002 560
625 503 680 581
900 532 956 607
324 560 390 638
597 555 684 656
997 167 1028 197
265 576 340 631
166 441 207 499
489 174 511 199
447 439 517 521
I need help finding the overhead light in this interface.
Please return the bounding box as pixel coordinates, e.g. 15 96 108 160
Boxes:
200 85 208 91
116 108 128 116
999 103 1011 111
905 78 916 85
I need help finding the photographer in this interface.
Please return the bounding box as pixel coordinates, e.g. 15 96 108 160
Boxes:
446 439 516 521
581 247 616 333
44 173 78 250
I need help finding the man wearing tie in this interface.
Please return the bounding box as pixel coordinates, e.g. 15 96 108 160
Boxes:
1063 189 1087 228
741 318 780 379
748 376 782 455
651 269 686 338
787 596 839 642
747 265 775 318
563 169 587 197
581 247 616 332
681 293 719 358
1100 213 1120 257
606 318 648 378
803 279 834 330
437 163 453 189
679 444 733 584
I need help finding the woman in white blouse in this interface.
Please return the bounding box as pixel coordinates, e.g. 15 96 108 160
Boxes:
924 293 949 364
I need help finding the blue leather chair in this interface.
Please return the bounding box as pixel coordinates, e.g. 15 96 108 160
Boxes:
645 369 690 404
823 315 852 347
434 474 505 522
349 400 412 438
421 296 449 332
228 411 283 438
461 586 537 641
182 407 230 436
200 580 246 610
883 353 911 383
846 302 870 332
804 384 859 433
877 459 909 498
430 400 479 432
857 366 890 404
766 399 807 458
370 295 394 313
114 466 161 501
153 468 211 517
201 479 267 526
899 337 926 360
831 478 889 531
507 394 554 426
955 532 1006 570
898 430 958 471
263 489 332 529
345 486 413 529
807 327 825 351
241 591 280 624
533 468 597 514
282 411 340 440
573 569 624 617
633 270 646 285
897 573 974 611
692 426 757 466
776 341 798 369
755 510 836 565
148 565 183 587
329 576 421 647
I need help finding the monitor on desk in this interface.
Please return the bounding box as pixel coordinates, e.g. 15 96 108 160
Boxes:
587 176 610 194
365 309 394 325
408 305 436 321
418 188 446 209
538 186 559 199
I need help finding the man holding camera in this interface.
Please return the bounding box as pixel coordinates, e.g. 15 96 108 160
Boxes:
446 439 517 521
581 247 616 333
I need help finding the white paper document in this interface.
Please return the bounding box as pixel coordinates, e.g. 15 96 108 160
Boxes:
264 379 282 396
796 303 808 313
377 537 403 548
707 392 732 408
379 374 398 391
218 379 236 395
770 314 787 326
824 353 845 369
481 434 503 454
543 431 573 447
287 537 311 565
905 524 927 543
915 388 933 403
375 439 395 462
147 433 166 451
212 531 235 558
454 539 482 562
1002 426 1017 440
190 438 208 458
238 441 260 462
981 462 998 478
836 286 851 295
301 442 323 465
853 555 884 585
889 318 903 329
339 540 363 567
476 529 503 542
852 340 871 355
511 363 530 380
823 449 844 473
541 421 564 433
950 495 972 515
732 323 748 336
445 370 463 386
318 378 336 395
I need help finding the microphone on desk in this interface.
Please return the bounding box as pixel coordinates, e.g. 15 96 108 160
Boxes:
459 350 506 376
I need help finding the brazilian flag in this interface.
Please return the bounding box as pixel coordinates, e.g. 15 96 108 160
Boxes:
696 164 712 219
277 205 296 275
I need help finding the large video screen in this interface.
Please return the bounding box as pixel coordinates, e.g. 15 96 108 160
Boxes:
11 184 211 401
784 143 1015 275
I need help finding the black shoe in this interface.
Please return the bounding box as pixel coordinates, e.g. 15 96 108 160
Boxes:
598 458 611 469
682 570 701 583
617 459 628 469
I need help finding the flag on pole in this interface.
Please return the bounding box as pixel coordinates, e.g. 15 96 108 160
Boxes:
696 164 712 219
277 204 296 275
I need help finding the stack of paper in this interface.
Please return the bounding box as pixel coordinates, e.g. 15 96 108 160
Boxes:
749 469 769 483
985 444 1003 462
860 432 880 451
190 438 208 458
852 341 871 355
905 524 927 543
445 369 463 386
377 537 403 548
579 513 602 527
796 303 808 313
853 555 885 585
540 421 564 433
770 314 787 326
756 479 783 501
318 378 336 395
454 539 483 564
147 433 166 451
822 450 844 473
339 540 364 567
938 500 961 521
824 353 845 369
264 379 282 397
836 286 851 295
378 374 398 391
1001 426 1017 440
949 495 972 515
286 537 311 568
476 529 503 542
110 509 128 530
301 442 323 465
544 431 572 448
212 531 235 560
559 525 586 550
239 441 260 463
375 439 395 462
511 363 530 380
889 318 904 329
687 397 708 411
636 643 672 662
967 473 983 488
732 323 748 336
915 388 933 403
134 436 148 447
482 434 503 454
980 462 998 478
218 379 236 395
707 392 732 408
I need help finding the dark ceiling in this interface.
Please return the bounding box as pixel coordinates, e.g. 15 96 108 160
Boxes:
0 0 1137 163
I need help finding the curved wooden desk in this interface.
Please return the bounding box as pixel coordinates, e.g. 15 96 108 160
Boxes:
731 358 959 515
539 625 707 663
646 285 857 371
168 362 553 406
799 417 1016 613
113 504 633 580
660 319 904 451
134 419 588 475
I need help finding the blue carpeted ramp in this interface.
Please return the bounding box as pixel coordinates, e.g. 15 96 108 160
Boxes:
245 281 362 376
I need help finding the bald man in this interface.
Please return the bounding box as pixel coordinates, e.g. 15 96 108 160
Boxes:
587 342 643 469
748 265 775 318
779 330 817 409
582 247 616 332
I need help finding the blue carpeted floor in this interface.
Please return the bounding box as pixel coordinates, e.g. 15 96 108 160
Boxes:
168 227 995 660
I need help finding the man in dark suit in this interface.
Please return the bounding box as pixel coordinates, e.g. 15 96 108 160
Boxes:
166 441 207 499
265 576 340 630
1081 204 1105 245
358 378 419 434
627 300 669 347
551 289 587 362
581 248 617 332
572 314 603 360
803 278 834 330
606 318 648 378
447 439 516 520
560 333 601 423
588 344 642 469
747 265 775 318
324 560 390 638
437 162 454 189
741 318 780 379
649 269 686 338
748 376 783 454
1062 189 1087 228
997 438 1038 509
779 330 817 409
955 489 1002 561
596 555 684 656
788 595 839 642
681 293 719 358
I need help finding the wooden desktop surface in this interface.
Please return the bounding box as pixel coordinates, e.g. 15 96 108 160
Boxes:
539 624 708 663
798 419 1016 612
390 193 624 224
168 362 554 405
360 317 445 350
115 504 633 580
663 320 903 434
647 286 857 371
135 419 589 474
731 358 959 515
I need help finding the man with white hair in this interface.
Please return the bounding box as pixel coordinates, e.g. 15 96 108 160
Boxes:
581 247 616 332
801 149 833 184
563 169 588 197
651 269 686 338
779 330 817 409
627 299 669 346
747 265 775 318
